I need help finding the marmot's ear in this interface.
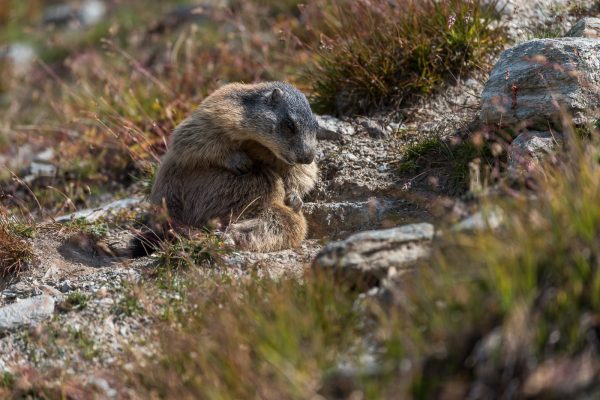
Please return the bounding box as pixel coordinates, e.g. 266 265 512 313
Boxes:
268 88 284 105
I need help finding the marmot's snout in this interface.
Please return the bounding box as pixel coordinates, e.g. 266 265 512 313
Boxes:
296 145 316 164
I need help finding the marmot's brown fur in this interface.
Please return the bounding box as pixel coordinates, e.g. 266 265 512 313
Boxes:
150 82 318 252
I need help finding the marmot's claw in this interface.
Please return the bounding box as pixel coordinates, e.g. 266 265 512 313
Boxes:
285 191 303 212
229 151 254 175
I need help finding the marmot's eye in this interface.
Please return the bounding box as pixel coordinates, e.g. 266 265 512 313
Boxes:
285 120 296 134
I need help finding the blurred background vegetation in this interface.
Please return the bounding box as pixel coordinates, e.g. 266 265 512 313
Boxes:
2 1 600 399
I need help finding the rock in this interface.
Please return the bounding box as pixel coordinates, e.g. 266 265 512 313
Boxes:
1 43 36 76
480 38 600 128
222 240 321 279
33 148 54 163
452 208 504 232
43 0 106 27
59 280 74 293
358 118 388 139
507 130 558 176
0 295 55 333
43 4 75 26
303 199 402 239
316 115 355 141
56 197 142 223
487 0 583 42
25 162 57 181
78 0 107 26
385 121 404 135
148 5 214 35
312 223 434 288
565 17 600 39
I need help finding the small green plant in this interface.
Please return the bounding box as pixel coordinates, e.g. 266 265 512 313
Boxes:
308 0 505 114
64 291 90 311
63 218 109 241
0 372 14 389
113 291 144 317
67 327 98 361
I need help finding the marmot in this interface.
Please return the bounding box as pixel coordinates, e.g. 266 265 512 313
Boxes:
149 81 318 252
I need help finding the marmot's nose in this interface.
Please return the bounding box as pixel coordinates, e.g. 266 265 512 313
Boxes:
297 149 315 164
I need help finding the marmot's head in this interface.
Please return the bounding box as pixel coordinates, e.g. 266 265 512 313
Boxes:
239 82 318 165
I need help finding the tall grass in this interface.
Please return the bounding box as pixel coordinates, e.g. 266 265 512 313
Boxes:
308 0 505 114
125 271 362 399
111 132 600 398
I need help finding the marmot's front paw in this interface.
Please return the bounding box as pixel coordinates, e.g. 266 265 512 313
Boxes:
285 191 303 212
228 151 254 175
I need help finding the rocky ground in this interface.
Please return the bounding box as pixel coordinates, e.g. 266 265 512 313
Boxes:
1 0 600 397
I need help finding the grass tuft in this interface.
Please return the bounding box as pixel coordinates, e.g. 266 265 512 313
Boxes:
0 217 36 280
155 230 231 271
308 0 505 114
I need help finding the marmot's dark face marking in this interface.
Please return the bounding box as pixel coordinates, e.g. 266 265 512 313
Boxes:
241 82 318 165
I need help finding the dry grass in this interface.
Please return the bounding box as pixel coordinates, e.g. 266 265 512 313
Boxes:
0 216 35 280
124 270 362 400
308 0 505 114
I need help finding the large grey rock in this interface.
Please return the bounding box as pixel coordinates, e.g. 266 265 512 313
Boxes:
0 295 55 333
316 115 355 141
480 38 600 128
565 17 600 39
507 130 559 176
312 223 434 288
303 199 400 239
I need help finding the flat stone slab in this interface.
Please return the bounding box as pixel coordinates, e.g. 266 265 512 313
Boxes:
55 197 142 223
0 295 55 333
312 223 434 288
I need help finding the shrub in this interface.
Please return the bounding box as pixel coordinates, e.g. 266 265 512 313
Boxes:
308 0 505 114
